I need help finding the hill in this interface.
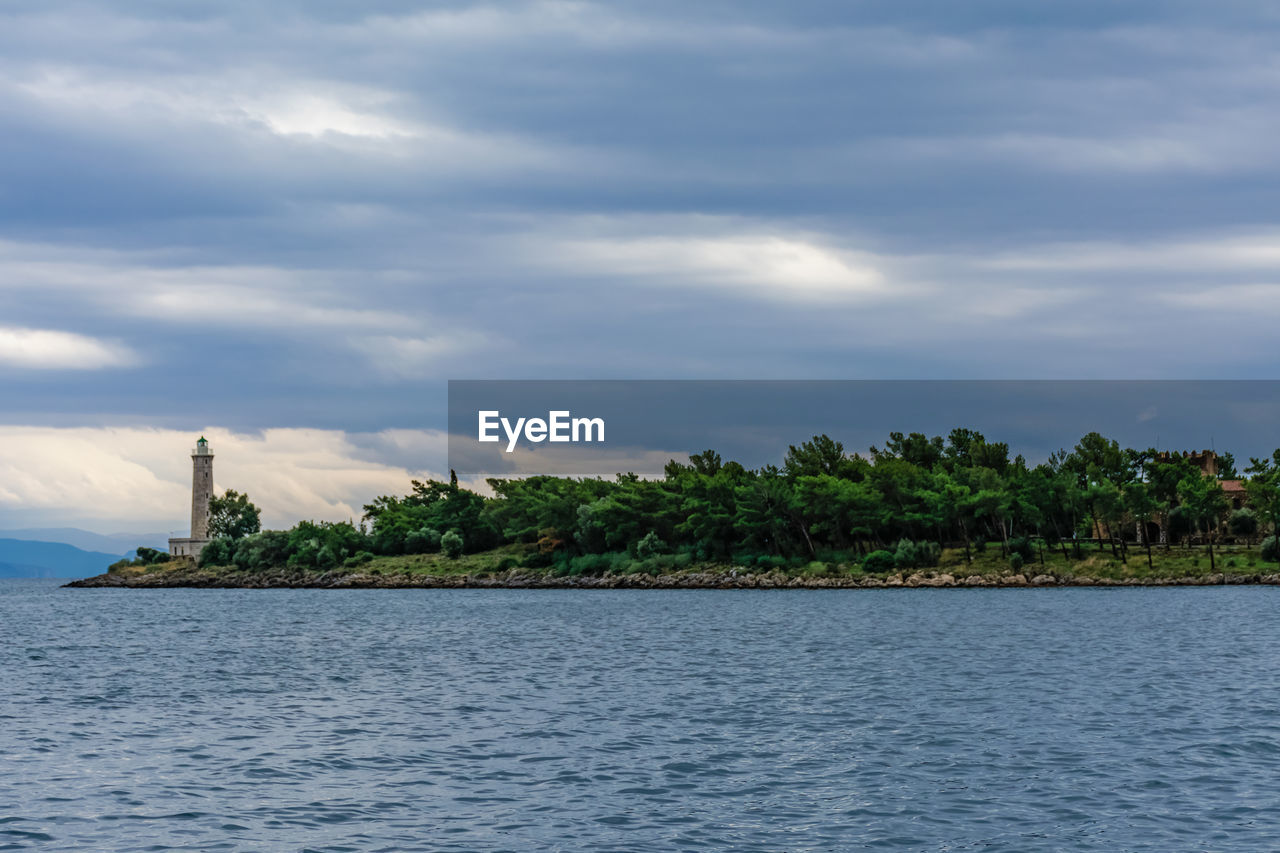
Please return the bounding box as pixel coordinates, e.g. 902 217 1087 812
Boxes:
0 528 169 554
0 538 127 579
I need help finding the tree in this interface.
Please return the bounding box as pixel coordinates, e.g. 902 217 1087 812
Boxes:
208 489 262 540
198 538 232 568
1177 474 1229 572
1217 452 1239 480
1147 452 1198 550
365 478 499 555
134 546 168 565
1245 453 1280 552
1065 433 1131 488
1089 479 1127 561
733 468 800 557
635 530 666 559
935 473 976 562
1167 505 1194 550
783 435 863 479
944 428 1010 473
231 530 290 571
1229 508 1258 546
441 530 464 559
1123 482 1159 570
405 527 442 554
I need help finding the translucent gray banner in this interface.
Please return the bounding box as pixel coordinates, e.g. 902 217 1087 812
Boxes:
447 380 1280 479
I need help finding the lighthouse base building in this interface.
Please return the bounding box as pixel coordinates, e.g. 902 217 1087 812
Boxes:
169 436 214 560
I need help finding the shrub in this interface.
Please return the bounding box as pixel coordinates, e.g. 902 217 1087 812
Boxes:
1229 509 1258 540
521 548 553 569
1007 536 1035 563
569 553 597 576
232 530 291 572
920 541 941 566
441 530 464 559
973 536 988 553
626 556 663 576
371 526 407 556
198 537 234 568
567 552 626 576
1168 506 1193 542
863 550 896 573
1262 536 1280 563
893 539 940 569
316 545 338 570
405 527 442 554
134 546 169 565
1009 552 1025 572
286 545 317 570
635 530 666 559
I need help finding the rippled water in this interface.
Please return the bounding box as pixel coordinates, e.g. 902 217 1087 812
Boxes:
4 580 1280 851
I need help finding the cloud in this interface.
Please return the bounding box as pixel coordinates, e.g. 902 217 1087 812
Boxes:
3 62 590 175
549 233 889 302
5 0 1280 469
984 230 1280 273
1161 283 1280 314
0 426 446 531
347 331 499 380
0 327 138 370
0 240 416 330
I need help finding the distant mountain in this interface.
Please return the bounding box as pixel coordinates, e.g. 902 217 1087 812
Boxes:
0 528 169 554
0 539 127 579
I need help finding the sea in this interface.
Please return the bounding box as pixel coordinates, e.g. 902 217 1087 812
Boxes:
3 579 1280 851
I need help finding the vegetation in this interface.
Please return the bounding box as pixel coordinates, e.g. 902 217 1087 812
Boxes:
207 489 262 540
108 545 172 571
145 428 1280 580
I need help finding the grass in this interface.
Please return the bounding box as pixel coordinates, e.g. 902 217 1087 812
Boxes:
937 542 1265 580
112 540 1277 584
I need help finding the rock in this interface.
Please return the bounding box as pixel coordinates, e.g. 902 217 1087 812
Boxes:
1030 574 1056 586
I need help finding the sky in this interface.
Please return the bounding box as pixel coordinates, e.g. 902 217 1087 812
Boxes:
3 1 1280 532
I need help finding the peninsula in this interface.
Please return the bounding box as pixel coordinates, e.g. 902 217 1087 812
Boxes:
67 427 1280 589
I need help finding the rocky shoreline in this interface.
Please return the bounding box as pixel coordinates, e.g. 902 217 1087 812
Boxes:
65 568 1280 590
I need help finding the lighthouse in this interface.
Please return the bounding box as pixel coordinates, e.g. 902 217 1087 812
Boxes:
169 436 214 559
190 437 214 539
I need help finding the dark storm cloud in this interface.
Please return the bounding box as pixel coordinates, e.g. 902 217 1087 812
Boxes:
3 0 1280 439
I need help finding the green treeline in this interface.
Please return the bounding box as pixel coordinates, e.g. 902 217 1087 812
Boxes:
196 430 1280 576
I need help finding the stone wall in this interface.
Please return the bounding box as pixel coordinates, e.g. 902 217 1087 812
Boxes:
168 537 210 559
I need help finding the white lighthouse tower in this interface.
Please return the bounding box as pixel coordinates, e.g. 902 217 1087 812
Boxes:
168 436 214 559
